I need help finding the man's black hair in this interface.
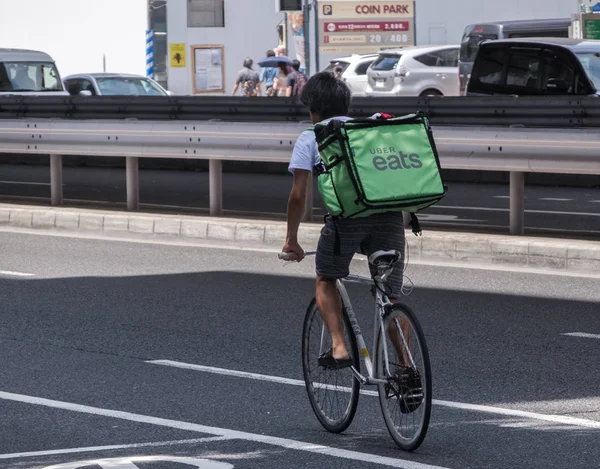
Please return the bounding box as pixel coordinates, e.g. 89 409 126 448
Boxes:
266 49 276 57
291 59 301 71
300 71 351 119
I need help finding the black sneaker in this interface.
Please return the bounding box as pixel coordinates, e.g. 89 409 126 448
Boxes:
317 349 353 370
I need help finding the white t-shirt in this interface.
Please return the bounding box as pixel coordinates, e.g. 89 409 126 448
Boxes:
287 116 353 174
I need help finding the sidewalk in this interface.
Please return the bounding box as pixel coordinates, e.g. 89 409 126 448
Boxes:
1 203 598 275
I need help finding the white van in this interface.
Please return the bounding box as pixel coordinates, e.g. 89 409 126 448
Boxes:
0 48 69 96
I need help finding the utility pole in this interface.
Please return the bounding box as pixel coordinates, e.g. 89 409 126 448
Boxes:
303 0 311 76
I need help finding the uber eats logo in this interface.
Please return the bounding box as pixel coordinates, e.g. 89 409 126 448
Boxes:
370 147 423 170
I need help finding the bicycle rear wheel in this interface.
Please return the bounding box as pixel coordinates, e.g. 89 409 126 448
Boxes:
375 303 432 451
302 298 361 433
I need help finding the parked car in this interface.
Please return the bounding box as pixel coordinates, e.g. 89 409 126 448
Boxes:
0 48 69 96
63 73 170 96
322 54 378 96
466 38 600 96
365 45 460 97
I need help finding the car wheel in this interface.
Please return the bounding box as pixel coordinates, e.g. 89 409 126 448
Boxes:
419 89 443 97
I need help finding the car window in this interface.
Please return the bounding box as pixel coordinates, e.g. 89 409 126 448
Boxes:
354 60 374 75
0 62 64 92
460 33 498 63
540 49 578 93
65 78 95 95
505 48 541 88
414 49 459 67
575 52 600 89
371 55 401 71
469 46 507 85
96 77 166 96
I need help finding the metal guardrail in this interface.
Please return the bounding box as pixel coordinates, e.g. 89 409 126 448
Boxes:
1 118 599 235
1 95 600 126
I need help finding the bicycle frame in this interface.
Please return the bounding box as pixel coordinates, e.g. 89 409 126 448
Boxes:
336 274 392 386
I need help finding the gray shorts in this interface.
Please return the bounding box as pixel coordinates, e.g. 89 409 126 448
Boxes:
315 212 406 298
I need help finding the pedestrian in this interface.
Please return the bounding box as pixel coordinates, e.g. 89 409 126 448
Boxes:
333 64 344 80
260 49 278 97
272 61 290 97
232 57 261 97
286 59 308 98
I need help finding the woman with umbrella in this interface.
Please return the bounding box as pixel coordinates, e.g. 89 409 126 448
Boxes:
258 55 293 97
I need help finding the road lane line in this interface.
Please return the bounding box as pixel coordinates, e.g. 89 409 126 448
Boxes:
539 198 573 202
0 181 51 186
436 205 600 217
147 360 600 430
0 437 230 460
0 270 35 277
0 391 450 469
562 332 600 340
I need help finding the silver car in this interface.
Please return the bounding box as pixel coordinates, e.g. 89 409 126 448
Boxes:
365 45 460 97
322 54 379 96
63 73 170 96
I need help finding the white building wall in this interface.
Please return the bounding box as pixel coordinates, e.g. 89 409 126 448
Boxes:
0 0 147 78
167 0 293 95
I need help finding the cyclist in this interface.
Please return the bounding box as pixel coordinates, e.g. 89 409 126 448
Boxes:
282 72 406 369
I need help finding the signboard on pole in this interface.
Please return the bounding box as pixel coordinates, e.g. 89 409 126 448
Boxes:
318 0 415 54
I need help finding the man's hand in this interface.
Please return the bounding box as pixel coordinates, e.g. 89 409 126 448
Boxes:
282 240 305 262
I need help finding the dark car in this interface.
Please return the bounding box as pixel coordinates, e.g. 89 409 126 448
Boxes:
466 38 600 96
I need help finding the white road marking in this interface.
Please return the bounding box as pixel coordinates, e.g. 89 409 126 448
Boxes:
436 205 600 217
42 456 233 469
591 200 600 203
562 332 600 340
539 198 573 202
147 360 600 430
0 437 230 460
0 391 450 469
0 181 51 186
0 270 35 277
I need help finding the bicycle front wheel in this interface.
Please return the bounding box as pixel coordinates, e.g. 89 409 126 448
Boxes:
302 298 360 433
375 303 432 451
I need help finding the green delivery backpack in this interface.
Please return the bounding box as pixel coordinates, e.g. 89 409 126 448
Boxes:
311 112 447 232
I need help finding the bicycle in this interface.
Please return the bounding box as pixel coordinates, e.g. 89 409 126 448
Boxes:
279 248 432 451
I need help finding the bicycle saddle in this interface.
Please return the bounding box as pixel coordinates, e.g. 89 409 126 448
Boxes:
368 250 400 266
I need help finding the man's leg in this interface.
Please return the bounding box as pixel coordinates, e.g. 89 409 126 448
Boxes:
314 216 363 366
315 276 348 360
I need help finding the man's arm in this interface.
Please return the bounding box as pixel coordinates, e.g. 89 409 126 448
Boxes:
283 169 310 259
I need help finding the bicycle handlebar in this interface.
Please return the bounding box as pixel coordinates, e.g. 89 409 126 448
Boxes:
278 250 317 261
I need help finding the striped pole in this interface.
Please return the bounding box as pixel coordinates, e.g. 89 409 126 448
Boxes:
146 29 155 79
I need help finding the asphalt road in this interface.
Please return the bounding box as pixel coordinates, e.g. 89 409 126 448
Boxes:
0 164 599 238
0 227 599 469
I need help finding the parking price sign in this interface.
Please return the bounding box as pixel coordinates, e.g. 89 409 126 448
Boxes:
318 0 415 54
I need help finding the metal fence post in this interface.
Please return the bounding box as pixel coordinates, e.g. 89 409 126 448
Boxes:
126 157 140 211
510 171 525 235
210 159 223 216
50 154 63 206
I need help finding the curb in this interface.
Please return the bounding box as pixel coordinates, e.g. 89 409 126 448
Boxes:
0 203 598 275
